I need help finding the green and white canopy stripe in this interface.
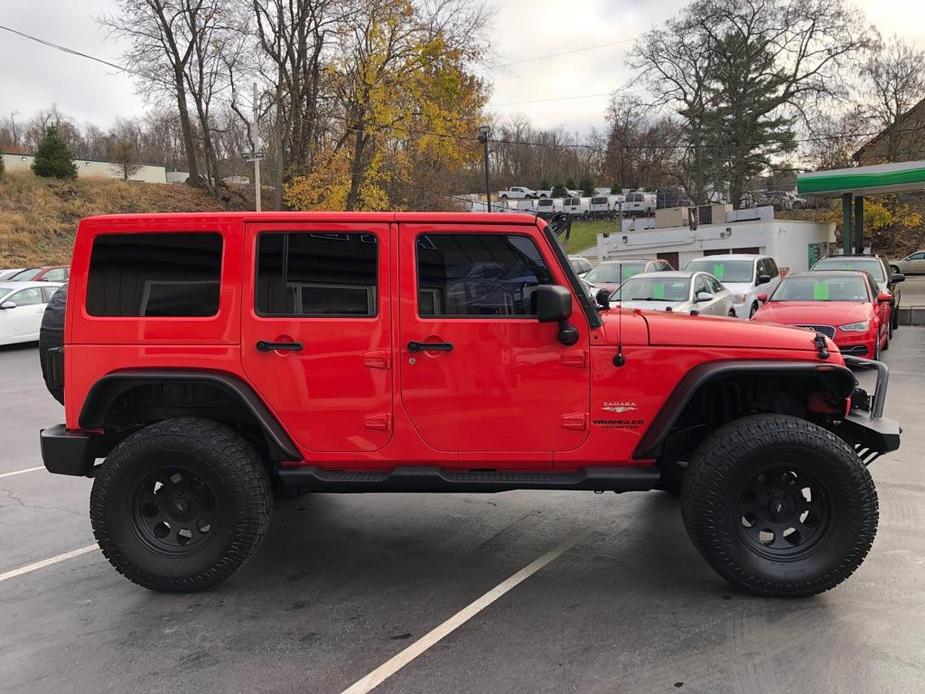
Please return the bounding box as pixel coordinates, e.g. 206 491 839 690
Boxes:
798 160 925 197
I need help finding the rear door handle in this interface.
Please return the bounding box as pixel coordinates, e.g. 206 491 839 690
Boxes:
407 341 453 353
256 341 303 352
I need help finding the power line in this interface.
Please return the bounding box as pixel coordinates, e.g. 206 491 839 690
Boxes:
492 38 636 68
0 23 139 76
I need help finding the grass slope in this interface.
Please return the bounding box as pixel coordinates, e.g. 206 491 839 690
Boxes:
0 173 244 266
566 218 621 254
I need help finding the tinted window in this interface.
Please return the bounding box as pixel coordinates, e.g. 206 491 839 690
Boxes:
87 233 222 317
417 234 553 317
767 258 779 276
591 197 607 204
8 287 44 306
256 232 378 317
707 275 724 293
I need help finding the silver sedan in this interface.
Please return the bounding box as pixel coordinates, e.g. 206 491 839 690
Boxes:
610 270 735 317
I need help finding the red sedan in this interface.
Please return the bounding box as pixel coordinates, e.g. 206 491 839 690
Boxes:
751 271 892 359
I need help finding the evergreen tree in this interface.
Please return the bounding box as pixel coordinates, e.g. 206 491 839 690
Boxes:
32 127 77 179
551 183 568 198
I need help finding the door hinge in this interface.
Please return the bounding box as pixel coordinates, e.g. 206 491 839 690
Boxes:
561 413 589 430
363 350 391 369
560 350 588 368
364 413 392 431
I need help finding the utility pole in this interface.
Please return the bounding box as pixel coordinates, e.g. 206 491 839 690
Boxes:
478 125 491 212
252 82 261 212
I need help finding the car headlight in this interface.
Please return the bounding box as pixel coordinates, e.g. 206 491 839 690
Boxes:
838 321 869 332
733 293 747 304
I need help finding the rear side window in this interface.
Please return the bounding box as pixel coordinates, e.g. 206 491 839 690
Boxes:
43 268 68 282
256 232 378 317
417 234 553 317
86 233 222 317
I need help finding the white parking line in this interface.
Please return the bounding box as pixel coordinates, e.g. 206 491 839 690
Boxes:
0 545 98 583
0 465 44 480
340 528 590 694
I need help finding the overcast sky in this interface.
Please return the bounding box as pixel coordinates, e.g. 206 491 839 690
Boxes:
1 0 925 136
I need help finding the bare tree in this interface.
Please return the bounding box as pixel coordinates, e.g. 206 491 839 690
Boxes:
862 37 925 161
109 119 144 179
102 0 204 186
631 0 874 206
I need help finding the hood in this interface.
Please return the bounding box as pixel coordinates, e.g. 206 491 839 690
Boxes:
617 300 691 313
721 281 752 294
642 309 824 351
751 301 872 326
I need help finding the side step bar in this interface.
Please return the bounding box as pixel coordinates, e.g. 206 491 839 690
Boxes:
277 466 661 493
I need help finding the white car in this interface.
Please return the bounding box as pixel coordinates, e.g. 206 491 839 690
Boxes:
0 281 63 345
497 186 536 200
0 268 25 280
684 254 782 319
610 271 735 317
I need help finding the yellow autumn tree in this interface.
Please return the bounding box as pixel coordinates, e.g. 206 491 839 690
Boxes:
284 0 489 212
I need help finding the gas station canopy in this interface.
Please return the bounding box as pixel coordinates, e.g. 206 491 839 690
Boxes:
797 160 925 255
798 160 925 197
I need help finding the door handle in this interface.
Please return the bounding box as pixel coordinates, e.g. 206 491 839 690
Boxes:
407 341 453 353
256 340 303 352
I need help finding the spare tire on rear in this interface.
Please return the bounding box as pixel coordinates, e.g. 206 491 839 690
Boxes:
39 284 67 405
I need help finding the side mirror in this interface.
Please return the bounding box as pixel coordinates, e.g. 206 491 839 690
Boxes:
877 292 892 303
532 285 572 323
891 273 905 284
756 293 768 303
595 288 612 309
0 301 16 310
532 285 579 346
757 274 771 285
695 291 714 303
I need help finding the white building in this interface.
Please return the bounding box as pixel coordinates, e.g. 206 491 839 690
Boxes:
1 151 168 184
596 206 835 275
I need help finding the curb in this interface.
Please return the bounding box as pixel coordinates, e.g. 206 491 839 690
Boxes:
898 307 925 327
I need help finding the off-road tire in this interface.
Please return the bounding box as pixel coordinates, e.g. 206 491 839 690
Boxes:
681 414 878 597
90 418 273 592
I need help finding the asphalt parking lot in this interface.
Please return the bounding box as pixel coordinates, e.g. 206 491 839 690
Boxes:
2 333 924 694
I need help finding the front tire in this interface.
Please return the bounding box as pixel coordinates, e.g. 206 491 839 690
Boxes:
90 418 273 592
681 414 878 597
748 303 758 319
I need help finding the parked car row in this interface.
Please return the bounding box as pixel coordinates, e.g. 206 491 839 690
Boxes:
0 265 70 345
0 265 69 282
0 281 64 345
569 251 905 361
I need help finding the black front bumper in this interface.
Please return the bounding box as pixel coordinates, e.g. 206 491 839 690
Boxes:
40 424 98 477
836 356 901 462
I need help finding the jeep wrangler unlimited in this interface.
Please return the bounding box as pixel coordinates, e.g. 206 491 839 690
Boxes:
39 212 900 596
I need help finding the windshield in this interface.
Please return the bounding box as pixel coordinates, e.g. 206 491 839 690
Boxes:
771 276 868 302
685 258 754 283
10 268 40 281
814 258 885 282
585 262 646 283
614 276 690 302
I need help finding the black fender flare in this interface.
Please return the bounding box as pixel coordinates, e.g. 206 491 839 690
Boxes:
79 369 301 461
634 360 857 460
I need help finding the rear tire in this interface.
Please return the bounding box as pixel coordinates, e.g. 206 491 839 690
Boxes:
90 418 273 592
681 414 877 597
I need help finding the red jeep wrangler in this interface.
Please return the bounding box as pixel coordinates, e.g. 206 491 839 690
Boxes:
39 212 899 596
